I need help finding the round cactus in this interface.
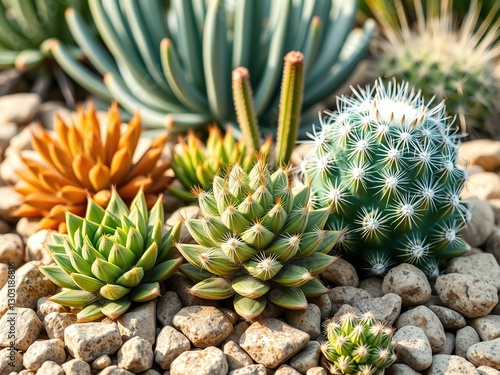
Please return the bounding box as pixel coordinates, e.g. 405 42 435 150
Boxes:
39 189 182 322
176 159 343 320
321 311 396 374
303 79 470 278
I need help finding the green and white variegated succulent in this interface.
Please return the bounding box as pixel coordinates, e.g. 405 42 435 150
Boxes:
39 189 182 322
303 79 470 278
321 311 396 374
176 159 343 320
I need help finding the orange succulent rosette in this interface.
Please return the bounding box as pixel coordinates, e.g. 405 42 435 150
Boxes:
14 103 173 232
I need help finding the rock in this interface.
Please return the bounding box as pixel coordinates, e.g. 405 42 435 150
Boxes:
382 264 431 305
438 332 455 355
306 367 327 375
138 370 161 375
288 341 321 374
0 307 42 351
166 206 200 243
25 229 53 264
16 218 40 238
290 143 314 167
36 297 67 321
220 308 239 325
386 363 422 374
489 199 500 226
0 123 18 152
0 263 8 289
117 301 156 345
224 322 250 345
320 258 359 287
44 312 77 340
428 305 467 330
327 286 371 306
4 123 34 157
358 277 384 297
461 199 496 248
37 360 65 375
36 101 72 130
61 359 91 375
478 366 500 375
462 172 500 200
393 325 433 371
353 293 402 326
485 228 500 263
167 273 218 307
285 304 322 339
169 346 228 375
448 253 500 290
0 261 57 314
22 339 65 371
427 354 479 374
456 326 481 358
154 325 191 370
97 365 134 375
157 291 183 327
469 315 500 341
0 94 41 124
0 233 23 265
274 364 302 374
91 355 112 370
172 306 233 348
309 294 332 321
332 304 362 319
435 273 498 318
0 347 23 373
228 364 267 375
240 318 309 369
223 340 253 371
459 139 500 171
0 187 22 222
256 300 284 319
0 153 23 186
117 336 154 373
467 338 500 369
395 306 446 353
65 322 122 362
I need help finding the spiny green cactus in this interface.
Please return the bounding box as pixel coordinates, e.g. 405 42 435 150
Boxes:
39 189 182 322
176 159 343 320
321 311 396 375
303 79 470 278
374 0 500 137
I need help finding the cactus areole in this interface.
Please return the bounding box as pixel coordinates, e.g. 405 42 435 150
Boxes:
304 79 470 278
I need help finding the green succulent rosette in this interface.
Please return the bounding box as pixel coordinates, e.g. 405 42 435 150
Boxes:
40 189 182 322
176 159 343 320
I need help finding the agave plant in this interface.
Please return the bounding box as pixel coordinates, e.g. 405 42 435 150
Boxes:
176 159 343 320
374 0 500 137
0 0 91 102
321 311 396 374
39 189 182 322
14 103 173 232
48 0 375 136
303 79 470 278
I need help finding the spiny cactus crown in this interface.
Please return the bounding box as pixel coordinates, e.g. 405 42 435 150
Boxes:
303 79 470 278
177 159 343 320
321 311 396 375
39 189 182 322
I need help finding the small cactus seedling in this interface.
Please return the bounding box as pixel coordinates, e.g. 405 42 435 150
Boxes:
321 311 396 374
304 79 470 278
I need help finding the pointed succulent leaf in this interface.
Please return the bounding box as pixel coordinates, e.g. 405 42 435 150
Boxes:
237 195 264 221
39 265 79 289
45 243 65 255
100 298 132 320
304 207 330 232
185 219 218 247
281 206 309 234
314 230 344 254
142 258 183 282
190 277 234 300
96 235 114 258
271 168 289 196
299 278 328 297
130 189 148 221
268 286 307 310
273 264 313 287
197 190 219 217
130 282 161 302
221 205 251 234
231 275 270 299
220 236 257 263
252 184 274 210
107 188 129 218
261 200 288 233
49 289 100 307
146 220 163 249
265 235 301 262
233 294 266 320
71 273 106 292
202 216 229 243
100 284 131 301
76 303 105 322
85 197 106 223
244 257 282 281
292 186 311 209
101 211 121 229
296 231 323 258
91 258 123 283
158 220 181 262
241 223 274 250
201 248 240 276
52 253 77 274
51 233 66 245
66 212 84 246
120 215 135 234
176 243 209 269
92 223 115 242
115 266 144 287
81 238 105 263
81 220 100 242
108 243 136 270
126 227 145 259
68 250 93 275
147 195 164 230
129 205 148 239
296 252 335 275
135 242 158 271
179 263 215 282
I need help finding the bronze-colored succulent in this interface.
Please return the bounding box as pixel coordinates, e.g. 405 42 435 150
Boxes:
14 103 173 232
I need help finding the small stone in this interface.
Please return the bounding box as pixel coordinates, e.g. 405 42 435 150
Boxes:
22 339 65 371
456 326 481 358
240 318 309 369
0 123 18 152
256 300 284 320
462 172 500 200
309 294 331 321
117 301 156 345
25 229 53 264
228 364 267 375
306 367 327 375
0 233 23 265
44 312 77 340
0 308 42 351
91 355 112 370
469 315 500 341
16 218 40 239
166 206 200 243
36 101 72 130
460 197 496 247
172 306 233 348
0 347 23 373
0 187 22 222
478 366 500 375
320 258 359 287
169 346 228 375
223 340 253 371
358 277 384 297
288 341 321 374
332 304 362 319
220 308 239 325
65 323 122 362
489 199 500 226
37 361 64 375
0 261 57 314
0 264 7 290
459 140 500 172
157 291 182 327
224 322 249 345
61 359 91 375
428 305 467 330
485 228 500 264
0 94 41 124
435 273 498 318
274 364 302 374
393 325 433 371
327 286 371 306
353 293 402 326
427 354 479 374
97 365 134 375
154 326 191 370
447 253 500 290
167 273 218 307
138 370 161 375
382 263 431 305
36 297 67 321
18 370 35 375
438 332 455 355
117 336 154 373
285 304 322 339
386 363 422 374
467 339 500 369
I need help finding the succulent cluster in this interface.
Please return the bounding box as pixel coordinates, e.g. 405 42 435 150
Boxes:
304 79 470 278
321 311 396 374
375 0 500 137
39 190 182 322
177 159 343 320
14 103 173 232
